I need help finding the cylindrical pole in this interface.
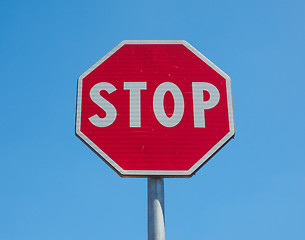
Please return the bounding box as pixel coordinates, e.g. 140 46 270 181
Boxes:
148 178 165 240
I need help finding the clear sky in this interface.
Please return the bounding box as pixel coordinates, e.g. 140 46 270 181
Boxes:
1 0 305 239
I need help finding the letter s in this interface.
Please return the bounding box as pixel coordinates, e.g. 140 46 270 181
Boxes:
89 82 117 127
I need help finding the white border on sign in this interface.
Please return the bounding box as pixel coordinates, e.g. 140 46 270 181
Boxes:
76 40 235 177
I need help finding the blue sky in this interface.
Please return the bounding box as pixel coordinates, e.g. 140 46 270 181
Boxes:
1 0 305 239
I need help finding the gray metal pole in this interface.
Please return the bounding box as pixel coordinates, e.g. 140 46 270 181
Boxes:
148 178 165 240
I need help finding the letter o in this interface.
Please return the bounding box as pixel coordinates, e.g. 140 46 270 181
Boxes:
153 82 184 127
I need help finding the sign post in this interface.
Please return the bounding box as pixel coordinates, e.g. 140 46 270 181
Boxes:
76 40 235 239
148 178 165 240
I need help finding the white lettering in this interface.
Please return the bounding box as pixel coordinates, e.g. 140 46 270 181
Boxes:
153 82 184 127
89 82 117 127
124 82 147 127
192 82 220 128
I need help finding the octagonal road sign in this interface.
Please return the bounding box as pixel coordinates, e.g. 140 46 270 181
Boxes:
76 40 235 177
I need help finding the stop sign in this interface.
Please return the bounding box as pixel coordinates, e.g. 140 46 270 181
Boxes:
76 40 234 177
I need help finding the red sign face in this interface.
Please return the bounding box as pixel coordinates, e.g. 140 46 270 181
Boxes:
76 40 234 177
